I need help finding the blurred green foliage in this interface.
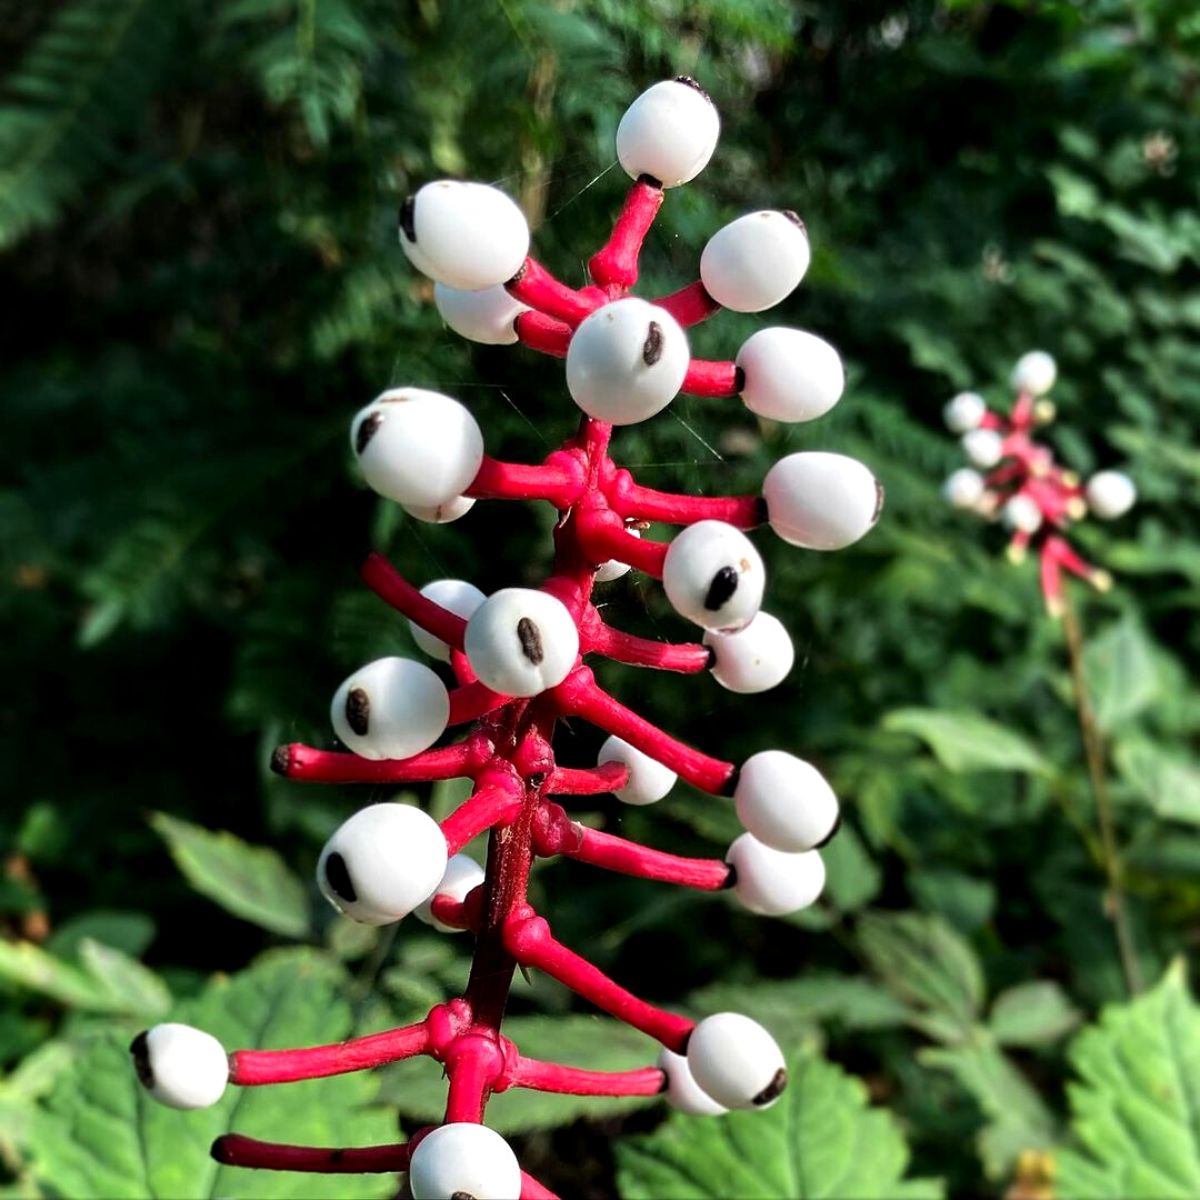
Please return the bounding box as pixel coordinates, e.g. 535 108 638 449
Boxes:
2 1 1199 1196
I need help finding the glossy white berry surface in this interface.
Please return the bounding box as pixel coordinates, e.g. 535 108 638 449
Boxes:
727 834 826 915
597 734 677 805
411 579 487 662
662 520 765 632
317 803 447 926
735 749 839 852
763 452 881 550
1086 470 1136 519
398 181 529 290
408 1123 523 1200
351 388 483 509
943 391 987 433
1011 350 1057 396
736 328 844 423
414 853 485 932
464 588 579 697
703 611 794 694
616 77 720 187
434 282 527 345
1002 493 1043 534
687 1012 787 1110
943 467 986 509
331 657 449 760
962 428 1003 469
402 495 476 524
130 1023 228 1110
566 299 688 424
700 211 810 312
658 1048 728 1116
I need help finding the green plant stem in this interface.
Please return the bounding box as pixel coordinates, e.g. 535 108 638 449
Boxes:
1060 590 1142 995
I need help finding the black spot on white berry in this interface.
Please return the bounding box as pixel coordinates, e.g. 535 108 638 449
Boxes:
642 321 663 366
705 645 719 670
324 852 357 903
270 745 291 776
345 687 370 736
872 480 886 524
636 172 664 191
703 566 739 611
451 1192 475 1200
753 1067 788 1106
674 75 712 103
398 197 416 243
814 811 842 849
734 365 747 393
517 617 544 664
782 209 806 232
722 863 738 889
507 259 529 285
355 412 383 455
130 1032 154 1089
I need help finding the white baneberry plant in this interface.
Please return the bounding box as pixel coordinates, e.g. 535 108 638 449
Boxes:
130 78 881 1196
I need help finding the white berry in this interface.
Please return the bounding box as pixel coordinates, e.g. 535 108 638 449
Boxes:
433 282 527 345
597 734 677 805
736 328 844 423
1003 493 1043 534
414 853 485 932
351 388 483 509
763 452 881 550
658 1048 728 1116
398 181 529 290
942 467 986 509
566 299 689 424
408 1123 522 1200
703 612 794 694
962 428 1003 469
662 520 765 632
943 391 987 433
1086 470 1136 519
1011 350 1057 396
317 803 447 926
403 495 476 524
331 657 449 760
734 750 839 852
687 1013 787 1110
464 588 579 696
130 1024 228 1110
616 77 720 188
700 211 810 312
726 834 826 916
410 579 487 662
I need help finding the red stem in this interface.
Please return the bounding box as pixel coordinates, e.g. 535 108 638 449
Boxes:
230 1022 429 1085
507 257 597 326
448 681 511 726
504 912 694 1051
361 552 466 649
468 452 585 507
512 1057 666 1097
544 761 631 795
429 891 479 930
211 1134 410 1173
552 824 731 891
443 1035 506 1123
575 510 669 576
522 1172 561 1200
271 741 481 784
682 358 740 397
441 779 524 854
609 475 765 528
515 310 571 357
652 279 722 327
585 619 711 673
589 178 664 290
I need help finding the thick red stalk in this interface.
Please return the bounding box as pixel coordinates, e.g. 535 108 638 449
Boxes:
549 823 732 891
514 310 571 357
360 552 466 649
507 257 597 326
441 779 524 854
212 1135 410 1173
512 1057 666 1097
271 741 482 784
544 761 631 795
521 1172 561 1200
609 475 765 528
585 619 711 673
230 1022 429 1085
468 451 586 506
448 680 511 726
589 178 664 289
653 279 722 327
682 358 740 397
443 1034 506 1123
575 510 669 576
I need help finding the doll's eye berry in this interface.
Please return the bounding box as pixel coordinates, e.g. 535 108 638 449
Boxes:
344 688 369 736
322 852 356 902
517 617 544 663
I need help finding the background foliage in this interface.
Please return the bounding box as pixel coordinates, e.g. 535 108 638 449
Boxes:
3 1 1199 1196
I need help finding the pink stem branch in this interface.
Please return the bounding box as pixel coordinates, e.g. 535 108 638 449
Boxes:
468 454 585 507
544 761 631 795
360 552 466 649
271 742 480 784
441 781 524 854
512 1056 666 1097
507 257 597 326
586 620 712 673
651 279 722 327
682 359 740 397
589 178 664 289
443 1037 505 1124
515 310 571 357
575 511 669 577
522 1172 561 1200
211 1134 410 1173
230 1022 429 1085
550 823 731 891
1040 543 1064 617
609 476 765 528
429 891 479 930
448 681 511 726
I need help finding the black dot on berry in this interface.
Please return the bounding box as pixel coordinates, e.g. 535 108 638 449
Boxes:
753 1067 788 1106
324 852 357 903
355 412 383 455
517 617 544 664
642 321 664 366
814 811 842 850
345 687 370 736
674 75 712 103
269 745 291 776
734 366 747 393
782 209 806 232
872 480 886 524
703 566 739 611
130 1032 155 1089
398 196 416 242
451 1192 476 1200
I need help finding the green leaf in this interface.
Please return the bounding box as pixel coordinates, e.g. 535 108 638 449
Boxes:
1115 738 1200 825
150 812 311 938
28 948 394 1199
1083 615 1161 733
921 1040 1058 1180
0 940 125 1012
77 938 172 1020
1056 959 1200 1199
882 709 1050 774
821 823 882 914
988 980 1082 1046
857 912 985 1044
616 1042 943 1199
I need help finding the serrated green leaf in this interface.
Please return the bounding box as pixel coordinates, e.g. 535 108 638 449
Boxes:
77 938 171 1020
28 948 394 1199
616 1043 943 1199
1083 615 1160 733
882 709 1050 774
0 940 123 1011
1056 959 1200 1199
989 980 1081 1047
150 812 311 938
